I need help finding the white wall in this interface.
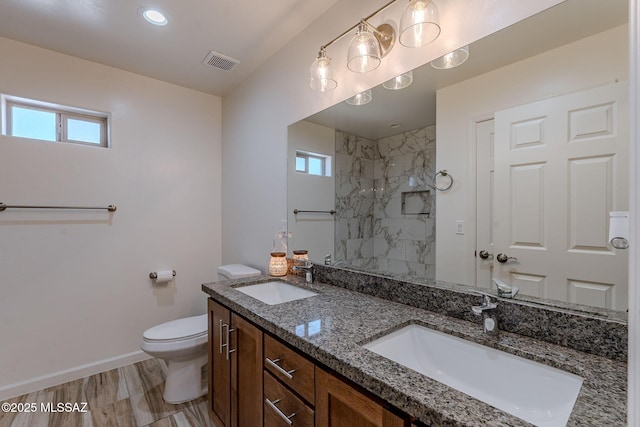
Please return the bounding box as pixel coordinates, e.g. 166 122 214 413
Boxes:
287 121 335 263
0 37 222 398
435 25 629 285
221 0 563 270
629 3 640 423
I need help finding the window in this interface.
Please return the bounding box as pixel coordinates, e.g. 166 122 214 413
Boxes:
295 150 331 176
2 95 109 147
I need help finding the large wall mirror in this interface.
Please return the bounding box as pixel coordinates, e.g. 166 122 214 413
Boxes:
287 0 629 316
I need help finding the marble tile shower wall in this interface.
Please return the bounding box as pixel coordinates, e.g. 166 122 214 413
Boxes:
335 131 377 269
335 126 436 278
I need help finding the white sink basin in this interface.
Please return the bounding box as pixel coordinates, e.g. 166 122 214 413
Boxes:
362 324 583 427
235 281 318 305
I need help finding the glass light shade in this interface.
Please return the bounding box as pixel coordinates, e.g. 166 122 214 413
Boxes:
346 89 372 106
309 50 337 92
431 45 470 69
347 23 381 73
399 0 441 48
382 70 414 90
268 252 288 277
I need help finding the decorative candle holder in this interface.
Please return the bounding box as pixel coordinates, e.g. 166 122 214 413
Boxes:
293 250 309 261
268 252 288 277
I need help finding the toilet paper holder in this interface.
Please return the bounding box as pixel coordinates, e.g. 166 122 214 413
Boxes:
149 270 177 279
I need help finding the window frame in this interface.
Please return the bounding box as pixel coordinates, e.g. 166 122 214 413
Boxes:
295 150 331 177
3 95 110 148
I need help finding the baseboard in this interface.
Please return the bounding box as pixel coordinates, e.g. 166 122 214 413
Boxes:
0 350 151 401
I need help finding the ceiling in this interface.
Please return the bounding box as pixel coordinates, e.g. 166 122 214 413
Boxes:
305 0 629 140
0 0 628 110
0 0 340 97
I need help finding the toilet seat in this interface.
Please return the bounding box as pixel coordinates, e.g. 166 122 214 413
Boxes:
139 313 211 404
143 314 207 342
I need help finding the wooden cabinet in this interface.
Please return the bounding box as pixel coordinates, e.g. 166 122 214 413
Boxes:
316 368 406 427
263 334 315 426
231 313 263 427
264 371 314 427
264 334 315 404
208 299 263 427
209 297 410 427
209 298 231 426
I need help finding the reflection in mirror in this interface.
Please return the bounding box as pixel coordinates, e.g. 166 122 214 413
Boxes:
287 0 629 316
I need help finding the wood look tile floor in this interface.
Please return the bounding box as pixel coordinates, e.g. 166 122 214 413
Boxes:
0 359 218 427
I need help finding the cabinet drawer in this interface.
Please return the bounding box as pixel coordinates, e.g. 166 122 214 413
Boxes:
264 334 315 404
264 371 314 427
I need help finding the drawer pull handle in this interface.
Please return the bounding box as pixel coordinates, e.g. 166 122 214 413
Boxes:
265 357 296 380
266 398 296 425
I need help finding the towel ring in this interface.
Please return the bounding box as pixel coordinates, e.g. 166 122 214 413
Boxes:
433 170 454 191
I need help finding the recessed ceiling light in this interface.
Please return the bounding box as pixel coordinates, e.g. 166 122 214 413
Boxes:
142 9 168 26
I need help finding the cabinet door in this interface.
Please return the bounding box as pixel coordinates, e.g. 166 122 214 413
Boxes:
316 368 406 427
208 299 231 427
231 313 264 427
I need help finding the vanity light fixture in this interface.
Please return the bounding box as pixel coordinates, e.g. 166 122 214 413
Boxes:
347 21 383 73
142 9 168 26
382 70 413 89
346 89 373 106
309 48 338 92
309 0 441 91
431 45 470 69
399 0 440 48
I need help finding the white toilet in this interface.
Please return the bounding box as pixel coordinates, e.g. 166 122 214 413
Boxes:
140 264 261 403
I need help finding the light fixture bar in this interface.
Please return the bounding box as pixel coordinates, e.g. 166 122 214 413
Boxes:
310 0 441 91
320 0 399 51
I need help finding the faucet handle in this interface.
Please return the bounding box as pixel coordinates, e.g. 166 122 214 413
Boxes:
482 294 498 309
492 279 519 299
471 293 497 315
324 254 332 265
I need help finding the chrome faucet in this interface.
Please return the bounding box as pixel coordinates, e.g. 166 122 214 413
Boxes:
472 294 499 337
324 254 332 265
493 278 519 299
292 261 314 284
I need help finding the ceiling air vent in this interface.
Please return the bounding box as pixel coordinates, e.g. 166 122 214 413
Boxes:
202 50 240 72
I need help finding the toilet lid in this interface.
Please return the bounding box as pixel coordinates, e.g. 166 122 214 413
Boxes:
143 314 207 341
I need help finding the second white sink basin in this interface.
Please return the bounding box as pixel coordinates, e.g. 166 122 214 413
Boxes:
235 281 318 305
362 324 583 427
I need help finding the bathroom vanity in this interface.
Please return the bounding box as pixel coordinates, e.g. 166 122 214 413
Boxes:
202 268 627 426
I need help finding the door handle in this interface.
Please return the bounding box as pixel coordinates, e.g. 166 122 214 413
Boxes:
225 325 236 360
496 253 518 263
219 321 236 359
218 319 224 354
478 250 493 260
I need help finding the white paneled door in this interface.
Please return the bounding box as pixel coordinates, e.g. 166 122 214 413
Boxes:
476 83 629 310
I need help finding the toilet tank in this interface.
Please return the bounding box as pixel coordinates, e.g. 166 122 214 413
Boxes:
218 264 262 281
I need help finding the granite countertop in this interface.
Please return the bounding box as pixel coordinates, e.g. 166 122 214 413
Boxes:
202 275 627 427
